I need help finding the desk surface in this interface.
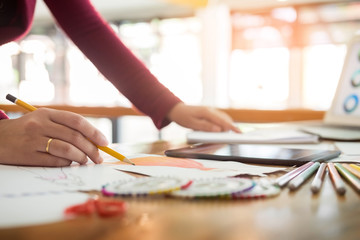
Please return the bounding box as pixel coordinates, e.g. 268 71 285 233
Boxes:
0 141 359 240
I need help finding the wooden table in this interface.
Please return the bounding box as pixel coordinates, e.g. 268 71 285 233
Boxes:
0 105 325 123
0 141 359 240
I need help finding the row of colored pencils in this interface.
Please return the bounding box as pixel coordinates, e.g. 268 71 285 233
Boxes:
275 161 360 194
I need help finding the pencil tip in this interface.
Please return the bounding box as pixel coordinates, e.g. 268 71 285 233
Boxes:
124 157 135 165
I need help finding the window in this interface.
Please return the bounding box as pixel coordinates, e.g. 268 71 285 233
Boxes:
119 18 203 104
230 2 360 110
1 1 360 143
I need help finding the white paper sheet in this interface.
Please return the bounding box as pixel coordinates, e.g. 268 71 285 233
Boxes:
0 163 134 196
0 192 88 228
187 128 319 144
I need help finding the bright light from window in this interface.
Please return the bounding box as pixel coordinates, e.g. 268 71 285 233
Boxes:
18 37 55 104
0 43 20 103
67 45 128 106
229 48 289 109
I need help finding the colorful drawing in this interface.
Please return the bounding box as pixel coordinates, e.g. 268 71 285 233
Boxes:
106 156 213 170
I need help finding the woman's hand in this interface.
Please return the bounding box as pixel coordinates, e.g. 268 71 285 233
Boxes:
167 103 240 133
0 108 108 167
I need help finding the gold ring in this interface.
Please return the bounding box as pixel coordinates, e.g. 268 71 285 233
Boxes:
46 138 53 153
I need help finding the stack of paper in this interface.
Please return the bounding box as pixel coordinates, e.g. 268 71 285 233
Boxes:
187 128 319 144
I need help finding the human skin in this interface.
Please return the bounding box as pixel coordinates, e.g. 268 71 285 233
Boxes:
167 103 240 133
0 108 108 167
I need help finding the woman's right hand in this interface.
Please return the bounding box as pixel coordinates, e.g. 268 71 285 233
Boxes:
0 108 109 167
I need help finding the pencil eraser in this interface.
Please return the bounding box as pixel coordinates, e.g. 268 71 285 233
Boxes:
6 94 16 103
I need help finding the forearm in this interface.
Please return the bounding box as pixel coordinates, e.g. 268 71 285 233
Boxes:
44 0 181 129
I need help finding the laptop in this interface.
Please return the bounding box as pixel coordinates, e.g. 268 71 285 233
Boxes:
301 34 360 141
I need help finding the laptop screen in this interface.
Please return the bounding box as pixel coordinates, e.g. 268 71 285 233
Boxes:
325 35 360 127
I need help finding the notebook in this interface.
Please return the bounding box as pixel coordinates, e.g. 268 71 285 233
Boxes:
301 35 360 141
187 127 319 144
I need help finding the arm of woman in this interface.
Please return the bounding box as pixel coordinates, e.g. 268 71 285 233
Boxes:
44 0 239 132
0 108 108 167
44 0 181 129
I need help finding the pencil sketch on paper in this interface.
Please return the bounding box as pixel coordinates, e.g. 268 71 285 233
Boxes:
18 167 85 187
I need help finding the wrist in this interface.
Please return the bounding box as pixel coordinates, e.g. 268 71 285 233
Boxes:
167 102 184 122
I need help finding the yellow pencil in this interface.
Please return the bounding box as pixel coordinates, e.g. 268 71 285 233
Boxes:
335 163 360 193
350 164 360 173
6 94 134 165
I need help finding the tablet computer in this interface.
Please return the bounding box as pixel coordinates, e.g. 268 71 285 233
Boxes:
164 144 341 166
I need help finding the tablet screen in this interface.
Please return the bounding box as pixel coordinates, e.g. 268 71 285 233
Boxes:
165 144 341 166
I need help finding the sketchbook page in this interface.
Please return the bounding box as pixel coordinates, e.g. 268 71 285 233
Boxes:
0 192 88 228
0 164 134 197
111 154 287 179
187 128 319 144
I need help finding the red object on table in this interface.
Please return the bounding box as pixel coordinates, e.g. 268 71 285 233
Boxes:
64 198 126 218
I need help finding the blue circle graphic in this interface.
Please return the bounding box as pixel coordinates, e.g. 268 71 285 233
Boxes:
343 94 359 113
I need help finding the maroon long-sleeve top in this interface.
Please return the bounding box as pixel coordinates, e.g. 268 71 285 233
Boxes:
0 0 182 128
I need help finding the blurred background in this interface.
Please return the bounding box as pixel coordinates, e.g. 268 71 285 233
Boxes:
1 0 359 143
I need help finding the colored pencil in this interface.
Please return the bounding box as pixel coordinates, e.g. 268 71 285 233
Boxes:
275 162 314 187
310 163 327 194
335 163 360 193
6 94 134 165
350 164 360 173
327 163 346 195
342 163 360 179
289 162 320 190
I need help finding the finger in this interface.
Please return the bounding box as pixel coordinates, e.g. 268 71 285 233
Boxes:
42 123 103 164
190 119 222 132
39 138 90 165
35 109 103 164
201 109 241 133
216 118 240 132
44 128 103 164
44 108 108 146
229 124 241 133
21 152 72 167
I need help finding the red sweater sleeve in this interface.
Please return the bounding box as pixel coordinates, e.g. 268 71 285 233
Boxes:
43 0 182 129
